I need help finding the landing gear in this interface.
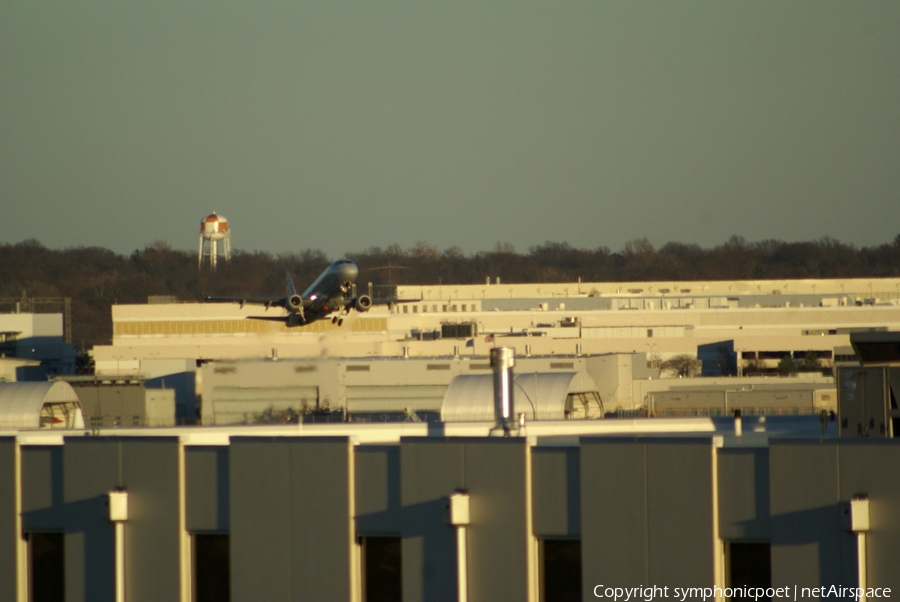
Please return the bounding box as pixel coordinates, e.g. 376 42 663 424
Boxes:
338 318 343 326
332 315 344 326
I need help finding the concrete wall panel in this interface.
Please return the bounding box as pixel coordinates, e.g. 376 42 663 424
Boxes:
646 440 716 588
229 438 293 601
769 442 852 591
838 442 900 591
581 439 649 589
355 445 401 535
186 445 229 532
0 439 18 598
717 448 769 541
63 438 122 602
289 438 353 602
464 439 531 602
230 437 354 602
400 439 465 602
122 438 182 602
531 446 580 537
581 438 717 595
21 445 64 531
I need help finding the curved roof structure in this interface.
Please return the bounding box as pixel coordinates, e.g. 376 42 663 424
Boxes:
441 371 602 422
0 381 85 429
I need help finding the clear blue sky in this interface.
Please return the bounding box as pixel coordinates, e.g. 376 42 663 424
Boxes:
2 2 898 258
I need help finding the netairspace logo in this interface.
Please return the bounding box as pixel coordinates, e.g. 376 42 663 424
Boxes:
592 585 892 602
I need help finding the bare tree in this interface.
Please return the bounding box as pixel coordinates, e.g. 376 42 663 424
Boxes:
660 354 702 378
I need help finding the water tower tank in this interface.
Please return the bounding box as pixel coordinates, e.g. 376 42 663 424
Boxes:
201 213 228 239
198 212 232 270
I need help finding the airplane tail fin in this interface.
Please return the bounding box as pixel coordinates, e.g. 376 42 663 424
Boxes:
285 271 298 296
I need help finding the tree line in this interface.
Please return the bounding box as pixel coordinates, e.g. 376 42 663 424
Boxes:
0 235 898 351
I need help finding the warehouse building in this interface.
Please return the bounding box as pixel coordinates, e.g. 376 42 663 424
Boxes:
89 277 900 417
59 376 177 428
198 354 645 425
3 416 900 602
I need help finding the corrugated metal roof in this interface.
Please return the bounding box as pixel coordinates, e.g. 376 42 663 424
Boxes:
0 381 82 428
441 371 600 422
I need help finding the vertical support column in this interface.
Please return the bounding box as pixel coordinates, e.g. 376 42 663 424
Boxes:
448 491 469 602
712 437 725 602
178 440 191 602
349 441 361 602
848 496 870 601
108 490 128 602
14 440 26 602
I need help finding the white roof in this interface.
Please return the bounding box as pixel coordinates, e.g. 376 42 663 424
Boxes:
0 381 81 429
441 371 600 422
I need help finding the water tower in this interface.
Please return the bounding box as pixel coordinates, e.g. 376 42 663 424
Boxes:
198 212 232 270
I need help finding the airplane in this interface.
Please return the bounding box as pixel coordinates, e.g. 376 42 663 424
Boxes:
205 258 403 327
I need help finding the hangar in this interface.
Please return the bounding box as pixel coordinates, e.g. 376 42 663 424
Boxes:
0 381 84 430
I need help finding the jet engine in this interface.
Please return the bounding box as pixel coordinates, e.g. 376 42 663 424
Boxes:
287 294 303 312
353 295 373 312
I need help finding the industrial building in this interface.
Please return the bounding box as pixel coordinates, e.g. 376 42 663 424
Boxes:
93 277 900 379
199 353 645 425
198 354 837 425
60 376 176 428
836 332 900 439
82 275 900 423
0 312 75 381
3 416 899 602
1 337 899 601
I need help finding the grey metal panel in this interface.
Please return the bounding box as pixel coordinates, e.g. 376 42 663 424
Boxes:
531 446 580 537
230 437 353 602
355 445 401 534
890 368 900 410
645 440 716 588
347 385 446 412
580 439 649 589
838 367 865 437
863 368 889 436
463 439 531 602
769 442 850 590
122 438 182 602
0 439 17 597
717 448 769 541
230 438 293 602
289 438 353 602
837 442 900 591
63 438 122 602
400 439 465 602
73 384 146 427
186 446 229 532
21 445 64 530
652 390 724 410
581 438 717 593
213 386 319 402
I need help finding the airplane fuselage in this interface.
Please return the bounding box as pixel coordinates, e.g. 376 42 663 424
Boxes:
299 259 360 323
205 258 384 328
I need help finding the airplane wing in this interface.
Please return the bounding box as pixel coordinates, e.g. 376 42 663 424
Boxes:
204 295 289 310
204 272 305 310
338 296 419 312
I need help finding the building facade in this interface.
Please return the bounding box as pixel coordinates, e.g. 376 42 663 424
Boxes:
1 417 897 602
